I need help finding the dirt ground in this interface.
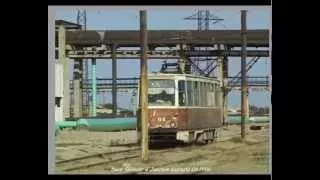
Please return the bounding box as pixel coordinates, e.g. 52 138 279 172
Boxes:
55 124 270 174
55 130 138 161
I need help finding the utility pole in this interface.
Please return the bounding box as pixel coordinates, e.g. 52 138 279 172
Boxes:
222 54 229 125
241 10 248 139
112 44 117 116
140 10 149 162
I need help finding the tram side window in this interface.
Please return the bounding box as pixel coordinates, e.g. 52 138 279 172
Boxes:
212 84 216 107
194 81 199 106
204 83 208 106
200 82 205 106
207 83 215 107
214 83 221 106
178 80 186 106
199 82 203 106
205 83 209 107
199 82 202 106
186 81 193 106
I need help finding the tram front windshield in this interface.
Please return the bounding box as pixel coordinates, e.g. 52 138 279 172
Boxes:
148 79 175 106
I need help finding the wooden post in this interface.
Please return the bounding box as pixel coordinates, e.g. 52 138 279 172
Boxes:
241 10 248 139
140 10 149 162
222 54 229 125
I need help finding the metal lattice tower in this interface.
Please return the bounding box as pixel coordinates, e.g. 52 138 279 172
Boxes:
184 10 224 76
77 10 89 115
77 10 87 30
184 10 223 31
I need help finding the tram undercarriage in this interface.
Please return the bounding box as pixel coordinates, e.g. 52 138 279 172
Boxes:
149 127 221 144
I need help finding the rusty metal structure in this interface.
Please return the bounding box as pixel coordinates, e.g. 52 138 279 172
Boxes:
55 11 270 121
55 10 271 164
56 30 268 47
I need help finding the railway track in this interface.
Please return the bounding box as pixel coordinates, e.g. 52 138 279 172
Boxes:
56 148 140 172
56 130 268 173
125 134 269 174
56 146 178 172
147 139 269 175
115 140 268 174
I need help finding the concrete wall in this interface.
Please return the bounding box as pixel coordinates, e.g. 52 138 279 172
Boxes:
55 62 63 122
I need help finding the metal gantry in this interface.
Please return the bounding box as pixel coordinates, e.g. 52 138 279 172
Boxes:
55 9 271 163
55 10 270 125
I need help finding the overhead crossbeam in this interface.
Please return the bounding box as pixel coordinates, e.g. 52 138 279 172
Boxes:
69 76 269 90
62 50 269 59
55 29 269 47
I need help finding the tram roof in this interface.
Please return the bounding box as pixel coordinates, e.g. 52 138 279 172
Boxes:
148 73 220 83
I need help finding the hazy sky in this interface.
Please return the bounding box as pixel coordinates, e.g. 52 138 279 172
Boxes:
55 7 271 110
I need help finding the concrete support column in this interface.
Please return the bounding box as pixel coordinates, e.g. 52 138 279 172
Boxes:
55 62 63 122
59 25 70 119
83 60 89 116
178 44 191 74
79 61 83 115
216 45 223 108
73 59 83 117
132 90 137 116
64 59 70 118
92 59 97 117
